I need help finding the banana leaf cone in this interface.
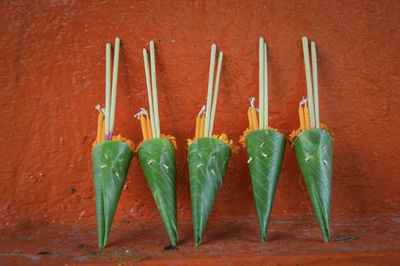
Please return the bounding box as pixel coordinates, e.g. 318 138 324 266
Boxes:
246 129 286 242
92 141 134 248
188 137 232 246
294 128 333 242
137 137 178 246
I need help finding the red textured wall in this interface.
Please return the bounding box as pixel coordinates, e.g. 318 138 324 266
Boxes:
1 0 399 229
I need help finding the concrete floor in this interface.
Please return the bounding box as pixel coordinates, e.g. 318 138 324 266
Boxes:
1 214 399 265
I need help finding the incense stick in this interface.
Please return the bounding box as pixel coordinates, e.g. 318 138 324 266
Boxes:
302 37 315 128
105 43 112 139
109 37 120 137
209 51 223 136
143 48 156 138
149 41 160 138
259 37 265 129
311 41 320 128
204 44 217 137
263 41 268 128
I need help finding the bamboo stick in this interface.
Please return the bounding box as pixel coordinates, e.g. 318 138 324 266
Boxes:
143 48 157 138
311 41 320 128
149 41 160 138
302 37 315 128
209 51 223 136
264 41 268 128
109 37 120 136
259 37 265 129
204 44 217 137
105 43 111 139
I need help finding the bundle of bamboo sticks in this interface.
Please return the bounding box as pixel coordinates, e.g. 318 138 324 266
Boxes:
298 36 320 131
194 44 223 140
95 37 120 144
137 41 161 141
246 37 268 132
258 37 269 130
105 38 121 140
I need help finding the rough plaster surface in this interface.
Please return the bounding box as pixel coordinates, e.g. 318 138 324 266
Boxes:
0 0 399 230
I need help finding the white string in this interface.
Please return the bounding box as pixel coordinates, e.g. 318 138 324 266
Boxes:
134 107 150 120
249 97 255 110
140 107 149 116
300 96 308 105
198 105 206 116
134 110 145 120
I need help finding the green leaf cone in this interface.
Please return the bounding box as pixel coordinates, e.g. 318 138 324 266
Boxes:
92 141 133 248
245 129 286 242
294 128 333 242
138 138 178 246
188 137 231 246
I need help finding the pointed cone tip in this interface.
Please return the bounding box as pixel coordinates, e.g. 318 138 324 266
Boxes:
323 231 330 242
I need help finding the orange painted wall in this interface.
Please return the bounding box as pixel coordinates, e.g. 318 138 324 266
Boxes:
1 0 399 229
